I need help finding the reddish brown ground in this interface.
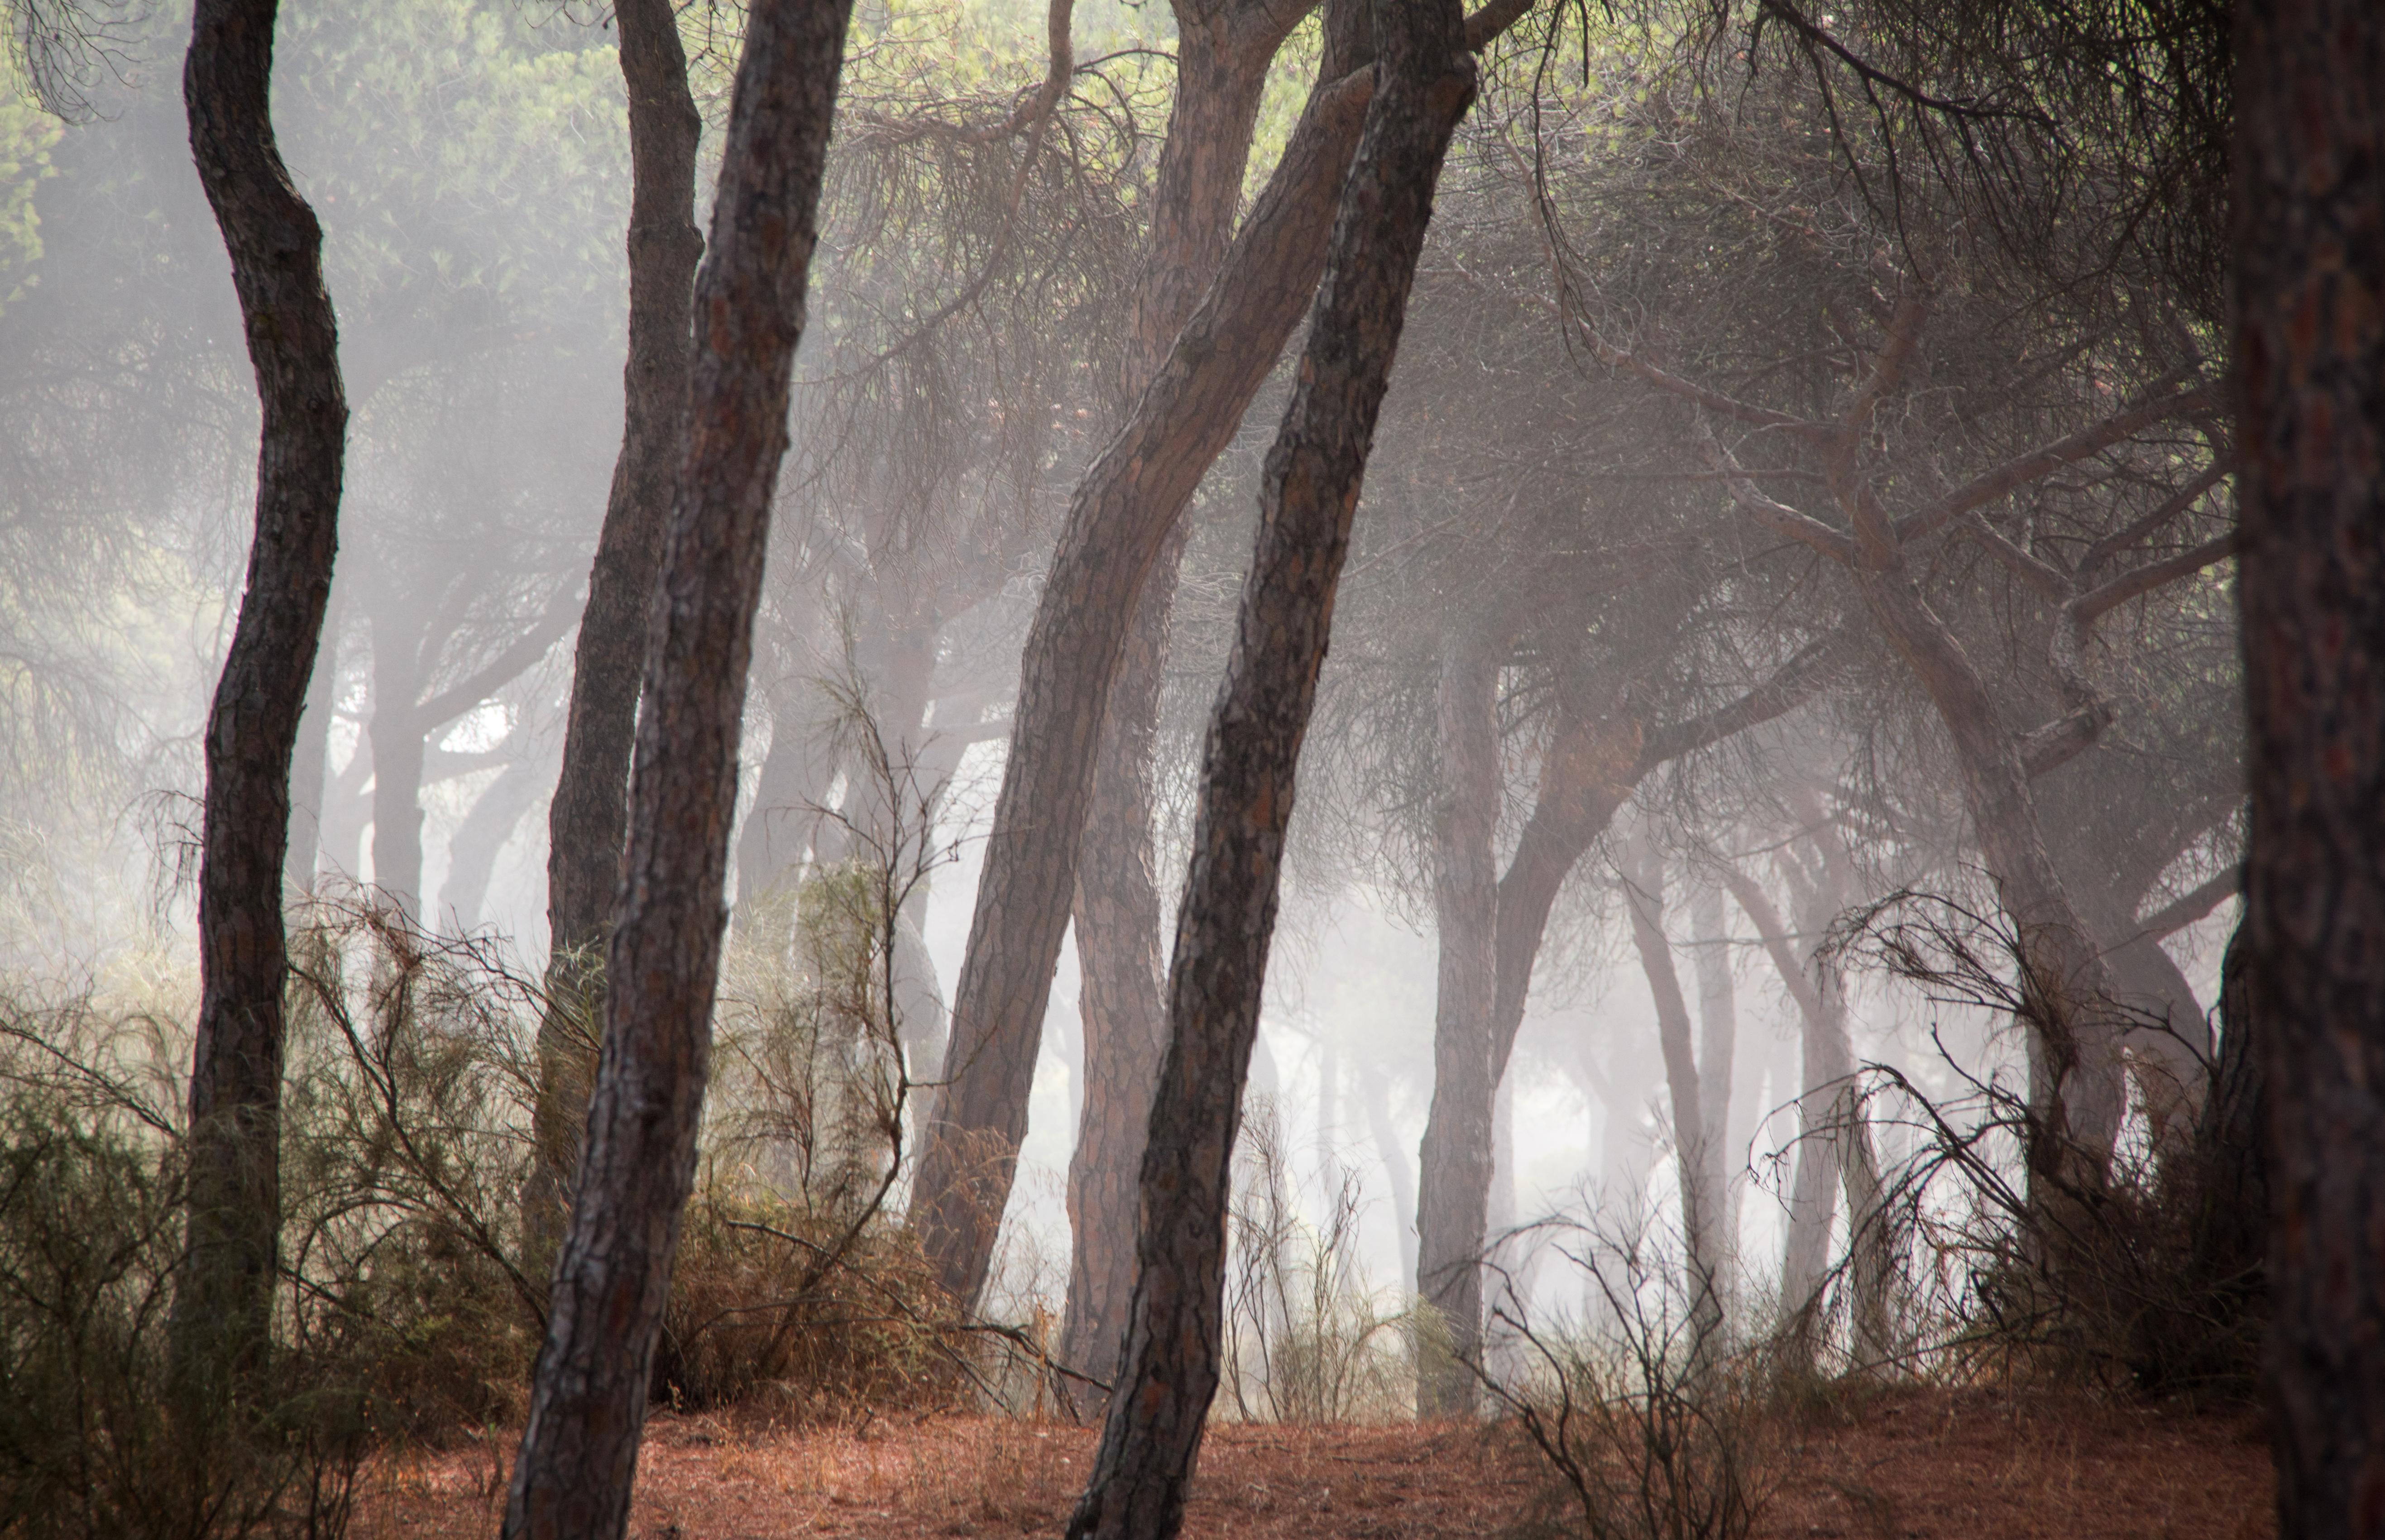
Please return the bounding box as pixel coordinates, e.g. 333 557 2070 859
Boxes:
361 1389 2272 1540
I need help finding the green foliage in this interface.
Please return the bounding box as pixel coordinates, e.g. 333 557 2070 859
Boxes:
0 76 62 312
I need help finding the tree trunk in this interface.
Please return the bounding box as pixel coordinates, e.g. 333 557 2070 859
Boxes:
1848 565 2126 1186
1620 834 1723 1350
441 753 542 929
1690 876 1739 1304
1063 9 1475 1529
172 0 349 1408
499 1 848 1532
1722 858 1890 1367
284 593 341 892
527 0 705 1261
2232 3 2385 1534
366 621 426 909
910 19 1388 1310
1361 1058 1420 1290
1414 624 1503 1417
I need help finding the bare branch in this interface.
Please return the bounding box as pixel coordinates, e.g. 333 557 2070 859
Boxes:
1893 383 2216 544
2138 865 2241 940
2072 531 2239 629
1695 415 1858 562
1638 628 1851 771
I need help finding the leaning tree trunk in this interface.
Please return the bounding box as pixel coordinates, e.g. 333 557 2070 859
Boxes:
499 2 849 1533
2232 4 2385 1537
527 0 705 1260
171 0 349 1409
1413 622 1503 1418
1063 13 1286 1398
910 37 1385 1311
1062 8 1475 1532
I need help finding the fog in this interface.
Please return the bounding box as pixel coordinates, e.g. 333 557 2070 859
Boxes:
0 0 2249 1457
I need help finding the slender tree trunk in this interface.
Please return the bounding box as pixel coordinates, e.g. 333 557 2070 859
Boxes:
1414 624 1502 1416
1723 860 1889 1365
2233 4 2385 1534
172 0 349 1406
366 629 425 909
441 753 542 929
500 2 849 1532
527 0 705 1260
1620 835 1722 1349
1690 876 1739 1307
1361 1058 1420 1290
1063 8 1475 1527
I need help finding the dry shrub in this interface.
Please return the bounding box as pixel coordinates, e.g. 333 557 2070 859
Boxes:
1481 1217 1781 1540
1221 1098 1411 1424
1818 891 2261 1398
0 993 369 1539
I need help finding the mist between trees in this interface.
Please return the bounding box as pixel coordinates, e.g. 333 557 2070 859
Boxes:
3 0 2378 1536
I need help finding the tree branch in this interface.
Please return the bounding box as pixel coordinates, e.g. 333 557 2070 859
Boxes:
1893 383 2215 544
1696 416 1858 562
1637 629 1850 771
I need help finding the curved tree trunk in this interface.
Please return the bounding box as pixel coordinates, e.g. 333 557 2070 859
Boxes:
172 0 349 1407
1062 8 1475 1528
527 0 705 1260
500 2 849 1532
2232 4 2385 1535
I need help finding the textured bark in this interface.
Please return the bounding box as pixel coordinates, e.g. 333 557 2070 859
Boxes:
1063 6 1475 1529
1067 19 1279 1362
915 0 1533 1310
172 0 349 1403
528 0 705 1256
1413 624 1504 1416
912 41 1375 1312
2232 3 2385 1534
499 3 848 1533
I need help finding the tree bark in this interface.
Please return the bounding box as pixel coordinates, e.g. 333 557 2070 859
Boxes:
910 35 1381 1312
499 1 849 1532
912 0 1536 1307
1065 5 1284 1364
1413 622 1503 1416
2232 2 2385 1534
1063 5 1474 1528
171 0 349 1407
527 0 705 1259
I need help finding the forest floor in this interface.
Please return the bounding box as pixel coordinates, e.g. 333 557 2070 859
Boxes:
361 1386 2273 1540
